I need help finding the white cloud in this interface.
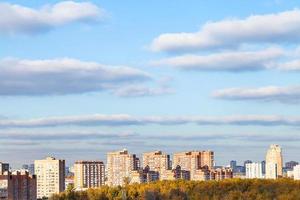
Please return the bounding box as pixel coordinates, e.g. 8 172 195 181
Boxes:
0 1 104 34
277 59 300 71
151 48 283 71
1 114 300 128
113 85 174 97
213 86 300 104
0 58 151 95
150 9 300 52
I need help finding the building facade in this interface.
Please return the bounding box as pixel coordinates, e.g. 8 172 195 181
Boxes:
293 165 300 180
142 151 171 180
106 149 139 186
74 161 105 190
0 170 36 200
265 162 277 179
266 144 283 178
0 163 9 175
172 151 214 180
34 157 65 199
245 163 263 179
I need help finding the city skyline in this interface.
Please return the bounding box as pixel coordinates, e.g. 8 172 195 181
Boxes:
1 0 300 167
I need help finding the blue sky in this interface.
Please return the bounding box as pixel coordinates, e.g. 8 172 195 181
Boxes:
1 0 300 167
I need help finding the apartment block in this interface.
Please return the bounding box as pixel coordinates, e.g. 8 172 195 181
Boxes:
210 168 233 180
106 149 139 186
130 167 159 184
0 170 36 200
74 161 105 190
142 151 171 180
245 163 263 179
34 157 65 199
173 151 214 180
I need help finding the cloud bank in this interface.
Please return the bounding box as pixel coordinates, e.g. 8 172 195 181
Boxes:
150 9 300 52
0 1 104 34
0 58 150 96
213 86 300 104
1 114 300 128
151 48 283 71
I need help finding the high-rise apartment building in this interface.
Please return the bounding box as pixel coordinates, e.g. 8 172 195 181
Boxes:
172 151 214 180
106 149 139 186
245 162 263 179
142 151 170 180
34 157 65 199
266 144 283 178
74 161 105 190
0 170 36 200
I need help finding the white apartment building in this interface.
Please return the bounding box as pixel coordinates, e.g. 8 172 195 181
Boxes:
293 165 300 180
245 162 263 179
265 162 277 179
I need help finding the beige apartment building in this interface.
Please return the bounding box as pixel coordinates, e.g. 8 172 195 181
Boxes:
142 151 171 180
172 151 214 180
106 149 139 186
34 157 65 199
266 144 283 179
74 161 105 190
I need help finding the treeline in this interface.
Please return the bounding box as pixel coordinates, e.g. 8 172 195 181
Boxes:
50 179 300 200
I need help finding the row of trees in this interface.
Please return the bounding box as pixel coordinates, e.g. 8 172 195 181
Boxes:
50 178 300 200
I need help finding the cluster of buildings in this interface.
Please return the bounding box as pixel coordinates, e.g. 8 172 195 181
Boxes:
106 149 232 186
1 144 300 200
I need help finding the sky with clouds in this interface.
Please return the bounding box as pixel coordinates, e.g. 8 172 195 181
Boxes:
1 0 300 167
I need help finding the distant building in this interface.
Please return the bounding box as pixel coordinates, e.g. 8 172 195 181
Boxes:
21 164 34 175
130 167 159 184
65 177 74 191
142 151 171 180
172 151 214 180
0 162 9 175
285 161 299 170
245 163 263 179
244 160 252 168
230 160 237 172
0 170 36 200
261 161 266 175
34 157 65 199
266 144 283 178
74 161 105 190
210 167 233 180
160 166 191 181
287 170 294 178
265 162 277 179
293 165 300 180
106 149 139 186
